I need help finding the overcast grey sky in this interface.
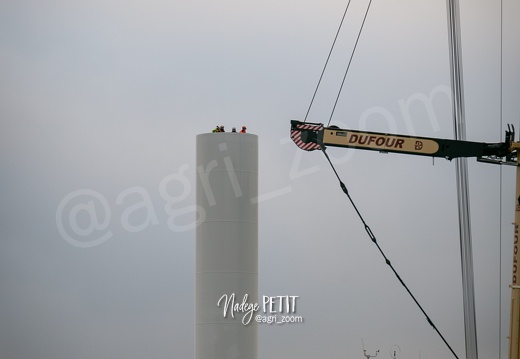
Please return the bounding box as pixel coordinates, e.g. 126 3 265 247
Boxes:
1 0 519 358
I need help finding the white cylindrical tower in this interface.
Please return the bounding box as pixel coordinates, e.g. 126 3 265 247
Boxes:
195 132 258 359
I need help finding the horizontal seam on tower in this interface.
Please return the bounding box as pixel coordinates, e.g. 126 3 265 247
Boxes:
197 169 258 173
196 220 258 223
195 271 258 274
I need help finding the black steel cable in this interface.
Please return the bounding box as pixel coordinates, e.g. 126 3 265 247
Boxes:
321 148 460 359
498 0 503 357
446 0 479 356
303 0 353 123
327 0 374 127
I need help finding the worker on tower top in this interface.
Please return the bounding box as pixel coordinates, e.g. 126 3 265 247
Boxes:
240 126 247 134
212 125 220 133
220 126 225 132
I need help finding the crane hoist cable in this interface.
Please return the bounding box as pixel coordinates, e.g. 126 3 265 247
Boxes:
303 0 353 123
303 0 374 125
321 147 460 359
498 0 504 357
446 0 478 357
328 0 373 127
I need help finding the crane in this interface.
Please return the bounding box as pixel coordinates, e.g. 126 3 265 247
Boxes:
290 119 520 359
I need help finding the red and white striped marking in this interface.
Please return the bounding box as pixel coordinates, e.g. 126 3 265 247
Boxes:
290 123 323 151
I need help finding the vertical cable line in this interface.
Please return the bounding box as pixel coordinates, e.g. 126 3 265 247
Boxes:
303 0 353 123
446 0 478 357
328 0 374 127
499 0 503 356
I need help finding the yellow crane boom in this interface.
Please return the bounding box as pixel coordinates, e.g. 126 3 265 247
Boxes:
291 120 513 161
